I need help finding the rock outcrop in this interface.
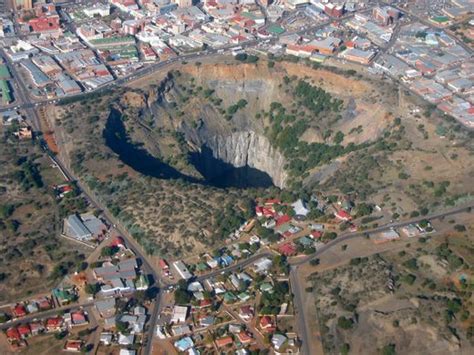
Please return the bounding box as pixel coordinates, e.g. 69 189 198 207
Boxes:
199 131 288 188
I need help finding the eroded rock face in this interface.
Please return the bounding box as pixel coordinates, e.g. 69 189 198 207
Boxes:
201 131 288 188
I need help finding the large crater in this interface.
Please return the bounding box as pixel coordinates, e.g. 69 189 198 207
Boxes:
103 110 286 188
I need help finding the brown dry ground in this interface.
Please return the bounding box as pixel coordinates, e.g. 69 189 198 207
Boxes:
305 215 474 355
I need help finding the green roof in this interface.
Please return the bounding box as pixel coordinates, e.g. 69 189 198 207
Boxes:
267 24 285 35
90 36 135 46
53 288 75 302
0 65 10 79
297 236 314 246
431 16 449 23
223 292 237 302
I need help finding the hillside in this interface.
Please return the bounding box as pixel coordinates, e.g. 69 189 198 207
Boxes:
46 58 474 258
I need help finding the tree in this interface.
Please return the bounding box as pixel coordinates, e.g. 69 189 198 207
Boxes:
116 320 129 334
454 224 466 232
310 258 320 266
337 316 354 329
174 289 192 305
340 343 350 355
85 283 101 295
381 343 396 355
101 245 119 257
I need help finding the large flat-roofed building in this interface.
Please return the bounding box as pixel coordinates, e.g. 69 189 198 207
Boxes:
172 260 193 280
63 214 106 242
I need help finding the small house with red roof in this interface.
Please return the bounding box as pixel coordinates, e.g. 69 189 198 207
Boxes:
237 331 253 344
29 321 44 335
198 299 212 309
215 336 233 348
310 231 323 239
110 236 126 249
276 215 291 227
239 305 254 321
278 242 297 256
46 316 64 332
6 328 21 342
17 324 31 338
36 297 52 310
335 210 352 222
71 310 88 326
12 304 27 318
64 340 82 352
259 316 276 332
159 259 169 270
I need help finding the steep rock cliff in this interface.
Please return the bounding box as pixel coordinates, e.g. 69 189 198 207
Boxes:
198 131 288 188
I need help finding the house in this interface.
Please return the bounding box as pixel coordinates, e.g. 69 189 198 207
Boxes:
292 199 310 219
276 214 291 227
199 315 215 328
198 299 212 309
159 259 169 270
253 258 272 274
215 336 233 348
172 324 191 336
64 340 82 352
271 333 287 350
229 324 242 334
53 287 77 305
99 332 113 345
95 298 116 318
94 259 137 281
174 336 194 352
104 316 116 330
36 297 52 310
134 306 146 316
335 210 352 221
259 316 276 332
278 242 297 256
119 350 136 355
239 305 254 321
6 328 21 342
172 260 193 280
118 333 135 346
310 231 323 239
223 291 237 303
26 302 38 314
260 283 274 294
17 324 31 338
238 292 251 302
12 304 27 318
70 310 88 326
110 236 126 249
46 316 64 332
237 331 253 344
171 306 188 324
29 322 44 335
14 126 33 140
